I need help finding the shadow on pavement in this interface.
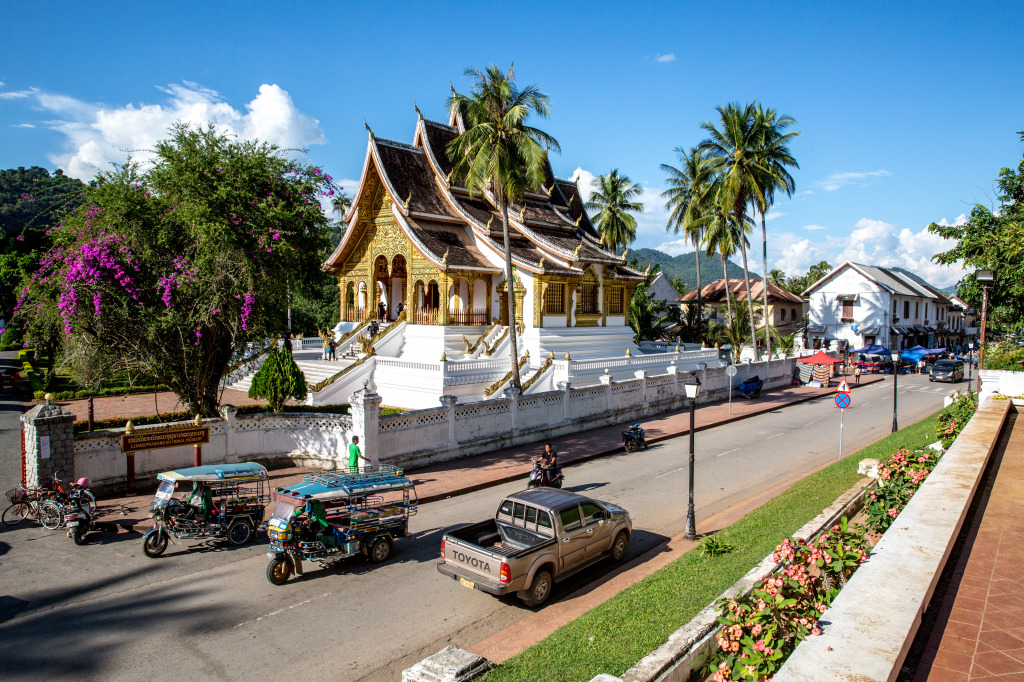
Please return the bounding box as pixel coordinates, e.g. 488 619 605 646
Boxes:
563 481 610 493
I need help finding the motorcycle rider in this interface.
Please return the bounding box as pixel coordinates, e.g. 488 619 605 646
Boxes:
533 443 560 486
186 482 214 523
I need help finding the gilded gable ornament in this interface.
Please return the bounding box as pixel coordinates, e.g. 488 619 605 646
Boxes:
441 248 449 265
404 194 412 210
621 248 629 261
574 214 582 228
538 256 545 270
486 216 494 230
414 102 423 119
364 120 374 139
573 241 584 258
518 207 526 221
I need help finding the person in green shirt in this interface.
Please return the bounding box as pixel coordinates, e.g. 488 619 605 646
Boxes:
293 499 338 546
348 436 370 473
186 482 214 523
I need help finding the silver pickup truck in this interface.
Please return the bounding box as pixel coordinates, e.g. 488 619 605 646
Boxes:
437 488 632 607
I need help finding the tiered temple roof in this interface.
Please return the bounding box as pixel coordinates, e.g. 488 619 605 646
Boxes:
323 103 644 282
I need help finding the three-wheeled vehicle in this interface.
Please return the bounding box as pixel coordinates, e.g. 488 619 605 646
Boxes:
142 462 270 557
265 466 418 585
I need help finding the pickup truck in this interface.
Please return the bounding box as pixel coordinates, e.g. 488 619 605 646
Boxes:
437 488 632 607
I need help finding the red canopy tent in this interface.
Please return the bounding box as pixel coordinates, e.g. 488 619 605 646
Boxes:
797 351 843 364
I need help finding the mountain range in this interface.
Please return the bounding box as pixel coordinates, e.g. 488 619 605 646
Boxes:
627 247 752 292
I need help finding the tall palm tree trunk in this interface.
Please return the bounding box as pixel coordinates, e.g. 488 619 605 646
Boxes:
500 202 522 389
693 246 703 347
760 209 771 364
738 234 757 359
720 251 732 324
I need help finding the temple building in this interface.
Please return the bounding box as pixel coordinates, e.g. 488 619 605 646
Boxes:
292 96 716 408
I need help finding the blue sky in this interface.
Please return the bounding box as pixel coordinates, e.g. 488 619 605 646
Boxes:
2 1 1022 287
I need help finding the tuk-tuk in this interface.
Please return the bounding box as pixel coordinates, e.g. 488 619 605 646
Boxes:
265 466 418 585
142 462 270 558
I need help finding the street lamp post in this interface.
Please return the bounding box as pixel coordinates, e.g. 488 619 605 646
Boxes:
684 374 701 541
974 269 994 393
890 350 900 433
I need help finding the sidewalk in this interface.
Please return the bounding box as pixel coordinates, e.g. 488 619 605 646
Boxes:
53 388 268 422
908 407 1024 681
92 377 883 528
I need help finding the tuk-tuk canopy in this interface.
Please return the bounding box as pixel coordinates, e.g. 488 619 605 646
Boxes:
272 466 413 503
157 462 268 484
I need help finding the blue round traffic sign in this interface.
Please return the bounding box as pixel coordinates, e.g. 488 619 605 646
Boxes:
835 393 851 409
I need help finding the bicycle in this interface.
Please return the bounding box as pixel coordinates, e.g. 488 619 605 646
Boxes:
3 487 64 529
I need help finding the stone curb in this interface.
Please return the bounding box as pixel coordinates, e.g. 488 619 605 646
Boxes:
416 377 883 505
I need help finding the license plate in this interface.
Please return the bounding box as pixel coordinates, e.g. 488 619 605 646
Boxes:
459 577 475 590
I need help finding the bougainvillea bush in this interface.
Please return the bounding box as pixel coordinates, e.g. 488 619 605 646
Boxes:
707 518 868 681
13 124 336 415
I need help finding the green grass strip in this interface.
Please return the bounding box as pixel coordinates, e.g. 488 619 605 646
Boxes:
484 410 943 682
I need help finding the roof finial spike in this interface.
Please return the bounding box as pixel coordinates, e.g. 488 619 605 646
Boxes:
573 241 584 258
364 120 374 139
404 193 412 210
574 214 582 228
518 207 526 221
414 101 423 119
441 248 449 265
538 256 545 270
450 82 457 96
486 215 494 230
622 248 629 261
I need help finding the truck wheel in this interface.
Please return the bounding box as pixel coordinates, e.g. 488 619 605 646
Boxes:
611 531 628 562
519 569 553 608
266 557 292 585
368 537 392 563
143 531 168 558
227 519 254 546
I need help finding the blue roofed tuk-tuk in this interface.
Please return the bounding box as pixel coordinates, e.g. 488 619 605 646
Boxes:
142 462 270 557
265 466 418 585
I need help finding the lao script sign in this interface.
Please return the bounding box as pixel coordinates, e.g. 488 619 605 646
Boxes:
121 426 209 454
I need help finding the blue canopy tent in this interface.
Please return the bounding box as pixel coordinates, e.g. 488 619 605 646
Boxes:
901 345 930 362
849 344 893 356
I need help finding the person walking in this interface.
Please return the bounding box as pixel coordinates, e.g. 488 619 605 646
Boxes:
854 365 861 385
378 301 387 323
328 337 337 361
348 435 370 473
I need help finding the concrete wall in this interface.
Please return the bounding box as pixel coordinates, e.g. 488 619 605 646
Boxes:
979 368 1024 404
807 266 891 347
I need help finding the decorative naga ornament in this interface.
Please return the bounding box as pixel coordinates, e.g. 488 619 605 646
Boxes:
414 101 423 119
441 248 449 265
364 120 374 139
538 256 545 270
573 241 584 258
404 194 412 210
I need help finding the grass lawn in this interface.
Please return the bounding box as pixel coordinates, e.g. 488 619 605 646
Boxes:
484 410 943 682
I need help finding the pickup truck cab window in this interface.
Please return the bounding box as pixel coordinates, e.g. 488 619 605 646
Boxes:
581 502 605 526
525 506 537 525
537 510 552 531
498 500 513 517
559 505 583 531
513 502 526 523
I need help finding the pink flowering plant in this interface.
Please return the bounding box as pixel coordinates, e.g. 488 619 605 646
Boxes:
707 518 869 681
13 124 336 415
863 446 942 532
936 389 978 449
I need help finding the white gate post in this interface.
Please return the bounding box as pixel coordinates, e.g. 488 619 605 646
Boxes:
599 373 612 412
440 395 458 447
557 380 572 422
350 380 382 465
503 387 520 434
634 370 648 406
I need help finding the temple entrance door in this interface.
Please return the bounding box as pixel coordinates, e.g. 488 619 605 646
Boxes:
498 292 509 326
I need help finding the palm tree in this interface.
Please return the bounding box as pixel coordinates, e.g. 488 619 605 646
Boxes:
662 146 715 346
585 169 644 254
703 189 751 327
768 268 787 287
447 65 560 389
331 191 353 219
700 102 765 358
751 105 800 360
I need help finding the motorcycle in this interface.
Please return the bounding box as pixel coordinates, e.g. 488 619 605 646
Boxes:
65 500 122 545
527 458 564 489
622 424 647 453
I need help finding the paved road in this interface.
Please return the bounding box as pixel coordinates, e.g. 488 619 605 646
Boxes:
0 375 954 681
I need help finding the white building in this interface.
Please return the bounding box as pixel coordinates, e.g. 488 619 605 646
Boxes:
802 262 951 351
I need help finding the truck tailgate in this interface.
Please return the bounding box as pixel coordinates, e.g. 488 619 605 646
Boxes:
442 536 505 584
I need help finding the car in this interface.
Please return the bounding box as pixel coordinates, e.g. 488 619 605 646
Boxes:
930 360 965 383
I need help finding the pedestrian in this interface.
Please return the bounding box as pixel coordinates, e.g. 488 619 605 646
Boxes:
283 332 292 354
854 365 861 385
918 358 926 374
348 435 370 473
329 337 337 361
378 301 387 322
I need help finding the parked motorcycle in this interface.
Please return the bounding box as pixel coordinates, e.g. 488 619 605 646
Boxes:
65 500 121 545
527 459 564 489
622 424 647 453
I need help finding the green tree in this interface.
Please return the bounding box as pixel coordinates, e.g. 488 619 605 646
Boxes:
0 167 87 323
750 105 800 359
703 189 752 325
248 345 307 412
14 123 335 415
628 282 673 343
929 133 1024 331
447 64 559 389
700 102 766 356
585 169 643 254
669 275 688 296
662 146 716 345
768 268 787 287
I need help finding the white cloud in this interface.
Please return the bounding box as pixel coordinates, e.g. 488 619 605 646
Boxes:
10 82 326 180
765 210 785 221
0 89 32 100
770 234 830 277
814 169 891 192
837 217 967 287
654 238 693 257
937 213 968 227
802 224 828 231
655 53 676 63
11 123 35 128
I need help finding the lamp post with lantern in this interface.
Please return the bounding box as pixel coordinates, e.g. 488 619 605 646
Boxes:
684 373 701 541
974 269 995 393
890 350 901 433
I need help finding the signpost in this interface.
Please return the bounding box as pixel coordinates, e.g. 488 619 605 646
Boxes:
725 364 737 413
120 422 210 495
835 383 851 460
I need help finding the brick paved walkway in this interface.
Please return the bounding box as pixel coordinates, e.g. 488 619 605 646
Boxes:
910 409 1024 681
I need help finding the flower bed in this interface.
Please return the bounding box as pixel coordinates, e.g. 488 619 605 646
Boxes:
705 391 979 680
